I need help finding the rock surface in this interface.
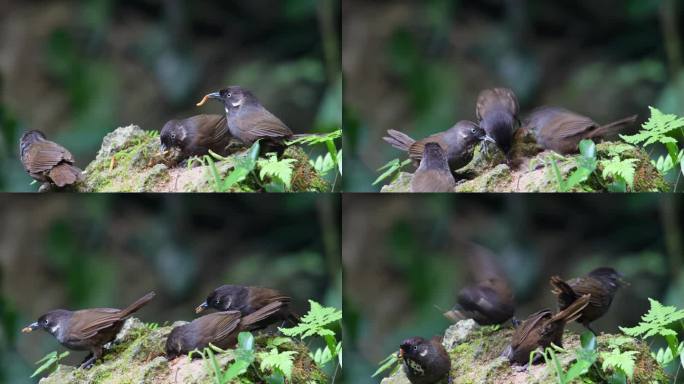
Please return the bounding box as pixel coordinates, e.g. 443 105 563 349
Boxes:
380 320 668 384
38 317 327 384
74 125 328 192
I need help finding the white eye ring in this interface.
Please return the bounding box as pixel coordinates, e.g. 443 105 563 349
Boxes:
226 93 232 98
171 133 176 139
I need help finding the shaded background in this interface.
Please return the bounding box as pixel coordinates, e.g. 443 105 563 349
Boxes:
343 0 684 191
0 0 341 191
343 194 684 383
0 194 341 383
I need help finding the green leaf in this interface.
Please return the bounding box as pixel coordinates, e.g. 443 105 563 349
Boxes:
238 332 254 351
580 331 597 351
30 351 69 378
372 352 401 378
280 300 342 339
600 348 639 379
621 298 684 339
601 156 638 189
621 107 684 147
373 158 411 186
579 139 596 159
257 154 297 190
257 348 297 380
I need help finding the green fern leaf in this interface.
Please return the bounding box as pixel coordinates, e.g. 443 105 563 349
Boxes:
257 154 297 189
601 157 638 188
257 348 297 380
620 298 684 339
280 300 342 339
600 348 638 379
621 107 684 147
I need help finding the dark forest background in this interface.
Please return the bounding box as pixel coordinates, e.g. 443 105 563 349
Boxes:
343 0 684 191
0 0 341 191
0 194 341 384
343 195 684 383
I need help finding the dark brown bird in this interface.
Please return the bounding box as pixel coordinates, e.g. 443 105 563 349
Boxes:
196 86 293 150
410 143 456 193
166 301 284 359
383 121 485 172
195 285 298 328
159 114 233 159
505 294 590 366
524 107 637 154
20 130 83 189
398 336 450 384
475 88 519 156
21 292 156 368
445 278 515 325
550 267 625 335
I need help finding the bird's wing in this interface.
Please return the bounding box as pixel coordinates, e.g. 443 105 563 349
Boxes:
510 310 551 348
547 112 597 139
568 277 612 307
204 311 242 341
476 88 519 120
193 114 230 146
249 287 291 307
238 106 293 139
24 142 73 173
408 134 448 160
69 308 124 339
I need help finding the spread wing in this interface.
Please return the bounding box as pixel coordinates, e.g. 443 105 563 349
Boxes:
510 310 551 349
23 141 74 173
237 105 293 141
408 134 448 160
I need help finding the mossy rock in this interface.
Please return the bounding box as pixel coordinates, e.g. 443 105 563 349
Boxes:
381 141 668 193
38 318 327 384
75 125 328 192
380 320 668 384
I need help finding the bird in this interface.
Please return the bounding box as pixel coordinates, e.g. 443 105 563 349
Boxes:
159 114 233 159
410 143 456 192
383 121 485 172
504 294 590 366
550 267 625 335
195 86 294 151
22 292 156 368
398 336 451 384
195 285 298 328
444 277 515 325
475 88 520 156
19 130 83 190
166 301 284 359
524 107 638 154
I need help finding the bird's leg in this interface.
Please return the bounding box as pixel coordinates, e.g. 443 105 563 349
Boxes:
511 317 521 328
79 353 94 368
80 346 103 369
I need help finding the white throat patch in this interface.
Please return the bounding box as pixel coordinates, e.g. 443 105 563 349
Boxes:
230 99 244 108
50 324 61 334
179 126 187 141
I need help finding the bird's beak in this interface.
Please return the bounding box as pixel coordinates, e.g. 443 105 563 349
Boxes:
397 348 404 358
483 135 496 144
618 276 630 287
160 143 168 153
22 322 39 333
196 92 222 107
195 302 208 314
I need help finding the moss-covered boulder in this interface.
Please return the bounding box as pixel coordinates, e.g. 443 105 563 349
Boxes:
39 317 327 384
380 319 668 384
381 141 668 192
75 125 328 192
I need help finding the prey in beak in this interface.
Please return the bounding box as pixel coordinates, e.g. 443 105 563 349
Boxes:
22 322 39 333
195 301 208 314
196 92 222 107
397 348 404 358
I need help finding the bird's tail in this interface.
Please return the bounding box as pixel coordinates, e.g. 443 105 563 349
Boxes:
49 164 83 187
119 291 156 318
383 129 415 152
241 301 286 330
549 275 579 304
590 115 638 139
551 294 590 324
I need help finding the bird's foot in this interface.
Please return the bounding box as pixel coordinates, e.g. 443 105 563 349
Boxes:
79 355 97 369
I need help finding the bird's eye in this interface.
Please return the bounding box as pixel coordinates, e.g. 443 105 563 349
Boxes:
226 93 232 98
170 133 176 140
412 346 417 351
42 319 48 326
471 128 477 133
215 299 220 305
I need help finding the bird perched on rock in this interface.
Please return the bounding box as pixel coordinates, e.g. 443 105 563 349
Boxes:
398 336 451 384
166 301 284 359
550 267 625 335
383 121 485 172
444 277 515 325
504 294 590 366
20 130 83 190
475 88 519 156
196 86 294 151
195 285 298 328
410 143 456 192
524 107 637 154
159 114 233 159
22 292 156 368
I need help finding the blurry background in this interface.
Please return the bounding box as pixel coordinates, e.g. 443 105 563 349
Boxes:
0 194 341 383
343 194 683 383
343 0 684 191
0 0 341 191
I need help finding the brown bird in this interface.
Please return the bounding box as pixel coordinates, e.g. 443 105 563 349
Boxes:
476 88 520 156
196 86 294 151
398 336 450 384
550 267 625 335
383 121 485 172
195 285 298 328
166 301 284 359
22 292 156 368
445 278 515 325
410 143 456 193
160 114 233 159
524 107 638 154
505 294 590 366
20 130 83 189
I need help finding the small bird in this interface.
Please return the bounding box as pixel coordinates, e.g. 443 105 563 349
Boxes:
444 278 515 325
195 285 298 328
166 301 284 359
505 294 590 366
159 114 233 159
410 143 456 193
475 88 520 156
22 292 156 368
550 267 625 335
383 121 485 172
20 130 83 189
398 336 450 384
524 107 638 154
196 86 293 150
